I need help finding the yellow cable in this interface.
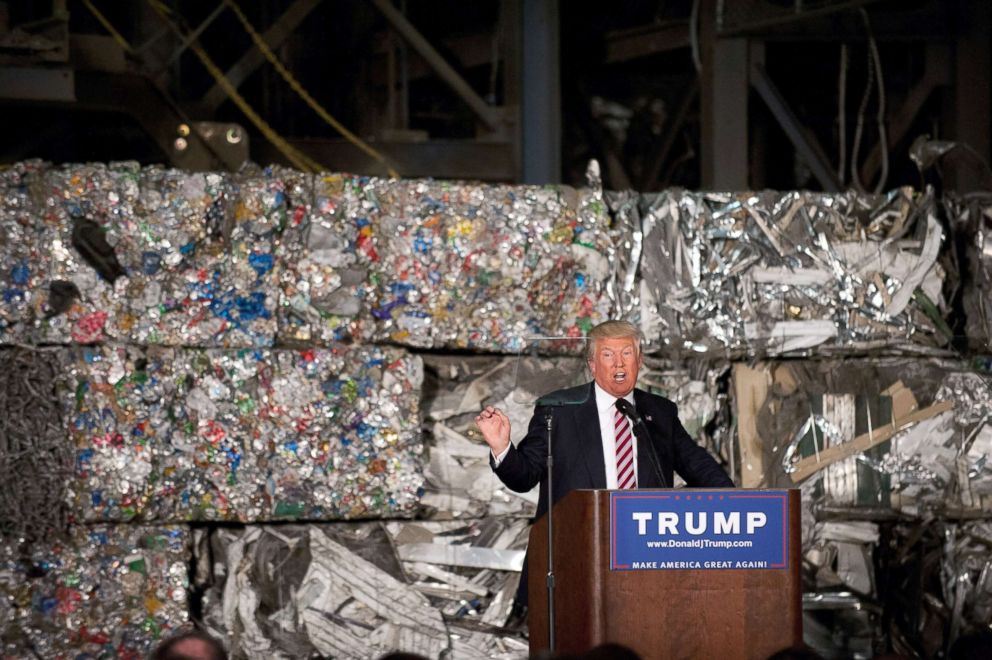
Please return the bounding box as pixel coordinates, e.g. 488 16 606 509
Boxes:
187 40 322 172
146 0 170 14
80 0 134 53
144 0 323 173
221 0 400 178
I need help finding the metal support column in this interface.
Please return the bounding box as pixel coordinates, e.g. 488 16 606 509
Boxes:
521 0 560 184
700 1 749 190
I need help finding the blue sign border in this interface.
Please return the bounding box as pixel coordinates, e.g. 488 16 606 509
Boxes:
610 491 790 570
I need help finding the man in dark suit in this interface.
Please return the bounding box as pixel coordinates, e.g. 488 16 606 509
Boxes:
477 320 733 516
476 320 733 609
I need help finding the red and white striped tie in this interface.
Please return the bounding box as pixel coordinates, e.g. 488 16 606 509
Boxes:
614 402 636 489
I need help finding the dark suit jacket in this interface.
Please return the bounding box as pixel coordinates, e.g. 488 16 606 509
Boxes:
492 382 734 521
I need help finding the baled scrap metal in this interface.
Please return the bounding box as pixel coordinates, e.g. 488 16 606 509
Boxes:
299 528 449 658
0 162 131 345
801 520 884 656
199 524 450 660
941 520 992 645
864 518 992 657
65 344 425 522
805 520 879 596
275 170 373 345
734 358 992 516
197 520 529 659
385 518 528 635
633 187 948 357
123 166 278 347
65 345 170 522
640 355 732 478
802 592 883 659
0 160 49 344
0 161 280 347
0 524 190 659
0 347 72 542
355 176 613 352
251 347 425 520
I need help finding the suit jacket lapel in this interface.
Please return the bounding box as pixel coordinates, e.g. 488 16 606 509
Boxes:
573 382 606 489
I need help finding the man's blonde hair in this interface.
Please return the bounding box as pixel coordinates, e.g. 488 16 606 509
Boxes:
586 320 643 361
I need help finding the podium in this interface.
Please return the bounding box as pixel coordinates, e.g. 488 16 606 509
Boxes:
528 489 802 659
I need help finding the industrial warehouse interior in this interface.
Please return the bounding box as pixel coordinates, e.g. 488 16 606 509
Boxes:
1 1 991 659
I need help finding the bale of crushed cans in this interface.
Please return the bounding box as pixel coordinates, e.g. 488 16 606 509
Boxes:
0 161 281 347
2 161 620 353
275 163 620 352
0 347 71 543
274 169 370 345
0 524 190 659
64 344 424 523
348 174 614 351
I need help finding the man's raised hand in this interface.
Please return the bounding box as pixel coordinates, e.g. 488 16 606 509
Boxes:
475 405 511 455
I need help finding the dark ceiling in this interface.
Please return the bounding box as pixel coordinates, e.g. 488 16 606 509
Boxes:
1 0 989 192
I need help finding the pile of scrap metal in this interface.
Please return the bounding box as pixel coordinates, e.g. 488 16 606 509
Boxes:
735 358 992 657
1 158 988 658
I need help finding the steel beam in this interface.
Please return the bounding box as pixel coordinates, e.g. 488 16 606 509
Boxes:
0 67 74 101
371 31 494 85
717 0 881 37
500 0 523 182
605 21 690 63
700 6 750 193
158 1 227 72
371 0 502 132
198 0 322 114
750 62 841 191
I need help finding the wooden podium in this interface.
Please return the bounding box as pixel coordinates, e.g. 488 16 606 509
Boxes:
528 489 802 659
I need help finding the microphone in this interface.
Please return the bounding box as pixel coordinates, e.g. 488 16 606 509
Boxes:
615 398 668 489
536 391 580 407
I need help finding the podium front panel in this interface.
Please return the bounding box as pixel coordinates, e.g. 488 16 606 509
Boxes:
528 489 802 660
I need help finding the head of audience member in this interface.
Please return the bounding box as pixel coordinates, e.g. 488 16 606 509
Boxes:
550 643 642 660
765 644 824 660
150 629 227 660
586 320 644 399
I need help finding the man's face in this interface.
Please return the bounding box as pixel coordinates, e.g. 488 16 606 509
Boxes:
588 336 642 398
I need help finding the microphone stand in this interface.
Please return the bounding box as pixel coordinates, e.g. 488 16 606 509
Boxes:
543 411 556 653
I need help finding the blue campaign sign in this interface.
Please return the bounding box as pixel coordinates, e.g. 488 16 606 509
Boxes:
610 490 790 570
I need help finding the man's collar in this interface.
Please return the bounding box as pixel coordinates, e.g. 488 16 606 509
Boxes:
593 382 635 411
